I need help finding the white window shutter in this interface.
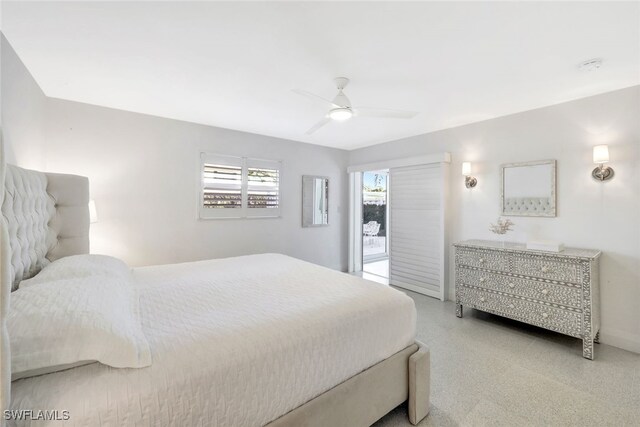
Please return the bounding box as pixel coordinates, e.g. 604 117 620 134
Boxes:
200 154 244 218
246 158 281 218
389 163 445 300
199 154 281 219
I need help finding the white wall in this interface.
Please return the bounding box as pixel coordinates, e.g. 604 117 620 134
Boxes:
1 34 350 271
41 98 350 271
0 34 47 169
350 86 640 353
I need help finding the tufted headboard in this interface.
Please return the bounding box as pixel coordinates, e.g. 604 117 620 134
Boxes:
502 197 552 217
0 163 90 420
1 164 90 289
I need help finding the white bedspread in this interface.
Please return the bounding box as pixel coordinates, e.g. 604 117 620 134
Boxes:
10 254 416 426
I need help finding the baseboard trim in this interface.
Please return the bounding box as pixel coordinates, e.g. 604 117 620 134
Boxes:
599 327 640 354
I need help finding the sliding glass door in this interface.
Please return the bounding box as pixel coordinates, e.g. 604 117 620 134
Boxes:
362 170 389 279
348 153 449 300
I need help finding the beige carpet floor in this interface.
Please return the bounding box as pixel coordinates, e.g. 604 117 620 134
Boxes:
375 288 640 427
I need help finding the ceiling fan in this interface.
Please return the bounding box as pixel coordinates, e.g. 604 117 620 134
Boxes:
292 77 419 135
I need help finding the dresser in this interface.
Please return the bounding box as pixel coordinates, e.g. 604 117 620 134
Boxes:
454 240 601 359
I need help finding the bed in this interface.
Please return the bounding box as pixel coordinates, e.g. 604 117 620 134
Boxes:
0 164 430 427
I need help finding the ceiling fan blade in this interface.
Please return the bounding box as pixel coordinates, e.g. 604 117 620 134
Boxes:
305 117 331 135
354 107 418 119
292 89 337 106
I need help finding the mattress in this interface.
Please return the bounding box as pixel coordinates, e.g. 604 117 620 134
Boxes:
10 254 416 426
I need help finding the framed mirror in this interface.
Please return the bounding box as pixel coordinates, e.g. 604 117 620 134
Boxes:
501 160 556 217
302 176 329 227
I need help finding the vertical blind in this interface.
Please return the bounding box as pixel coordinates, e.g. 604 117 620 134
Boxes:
389 163 445 300
200 154 281 219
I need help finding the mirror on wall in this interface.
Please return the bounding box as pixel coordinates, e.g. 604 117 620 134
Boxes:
501 160 556 217
302 176 329 227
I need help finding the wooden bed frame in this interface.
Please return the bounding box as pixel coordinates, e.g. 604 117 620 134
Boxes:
0 164 430 426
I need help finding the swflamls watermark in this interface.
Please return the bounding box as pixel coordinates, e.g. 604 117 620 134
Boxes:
3 409 70 421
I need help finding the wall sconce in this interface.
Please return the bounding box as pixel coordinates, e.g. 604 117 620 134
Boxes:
592 145 614 181
89 199 98 223
462 162 477 188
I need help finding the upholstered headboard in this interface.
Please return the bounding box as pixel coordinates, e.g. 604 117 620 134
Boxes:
0 163 90 421
1 165 90 290
502 197 552 216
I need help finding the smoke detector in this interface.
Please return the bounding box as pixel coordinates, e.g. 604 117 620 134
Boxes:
579 58 603 72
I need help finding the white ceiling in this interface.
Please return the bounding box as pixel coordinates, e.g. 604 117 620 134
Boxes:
2 1 639 150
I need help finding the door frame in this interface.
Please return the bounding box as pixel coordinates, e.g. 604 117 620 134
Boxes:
348 172 363 273
348 153 451 299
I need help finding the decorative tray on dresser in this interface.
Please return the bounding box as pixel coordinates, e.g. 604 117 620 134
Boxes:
454 240 601 359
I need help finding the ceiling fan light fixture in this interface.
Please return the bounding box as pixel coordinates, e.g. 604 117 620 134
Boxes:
293 77 418 135
328 107 353 121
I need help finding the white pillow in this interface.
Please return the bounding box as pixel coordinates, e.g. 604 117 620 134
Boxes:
19 254 131 289
9 270 151 381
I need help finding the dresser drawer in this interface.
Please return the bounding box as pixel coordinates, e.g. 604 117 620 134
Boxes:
457 267 582 308
512 255 582 284
454 241 601 359
458 286 582 337
456 248 509 272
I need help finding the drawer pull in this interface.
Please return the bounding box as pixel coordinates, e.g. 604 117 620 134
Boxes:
480 297 486 303
508 283 515 289
542 312 549 319
479 277 485 283
541 289 549 295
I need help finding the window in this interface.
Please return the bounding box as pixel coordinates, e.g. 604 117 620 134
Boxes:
200 153 281 219
202 162 243 210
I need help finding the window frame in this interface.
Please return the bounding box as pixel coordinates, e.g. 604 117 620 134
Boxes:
199 153 282 220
